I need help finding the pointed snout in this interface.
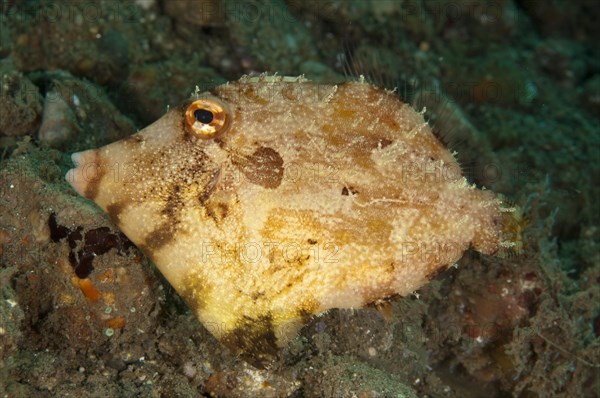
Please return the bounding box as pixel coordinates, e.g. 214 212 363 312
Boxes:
65 149 101 199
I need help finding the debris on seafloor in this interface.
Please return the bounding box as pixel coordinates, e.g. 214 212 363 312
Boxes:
66 74 524 368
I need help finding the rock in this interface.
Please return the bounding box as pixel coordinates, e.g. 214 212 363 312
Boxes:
224 0 319 73
298 60 345 83
0 58 43 137
580 74 600 118
164 0 225 28
38 89 82 148
8 2 139 87
0 15 11 57
119 60 226 125
535 39 587 88
31 71 136 151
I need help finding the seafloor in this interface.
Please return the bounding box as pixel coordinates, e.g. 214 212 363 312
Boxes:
0 0 598 397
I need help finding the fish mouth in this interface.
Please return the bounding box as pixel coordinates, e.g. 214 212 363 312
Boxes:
65 149 97 198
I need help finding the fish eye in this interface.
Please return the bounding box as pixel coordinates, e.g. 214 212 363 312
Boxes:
184 98 230 138
194 109 213 124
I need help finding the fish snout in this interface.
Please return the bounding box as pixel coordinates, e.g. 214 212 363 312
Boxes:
65 149 101 198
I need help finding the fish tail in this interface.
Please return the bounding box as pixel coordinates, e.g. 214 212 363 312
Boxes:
496 195 527 257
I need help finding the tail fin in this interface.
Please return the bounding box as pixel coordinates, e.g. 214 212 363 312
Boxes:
496 195 527 257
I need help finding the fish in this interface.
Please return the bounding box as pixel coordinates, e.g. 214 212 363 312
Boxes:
66 75 522 367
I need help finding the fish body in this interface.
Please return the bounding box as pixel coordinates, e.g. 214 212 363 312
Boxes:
66 75 519 366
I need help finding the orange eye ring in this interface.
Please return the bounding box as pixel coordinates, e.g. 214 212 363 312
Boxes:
184 98 230 138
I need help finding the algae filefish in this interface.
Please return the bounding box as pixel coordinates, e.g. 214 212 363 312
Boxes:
66 75 521 367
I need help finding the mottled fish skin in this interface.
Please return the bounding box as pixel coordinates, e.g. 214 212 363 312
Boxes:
66 75 520 367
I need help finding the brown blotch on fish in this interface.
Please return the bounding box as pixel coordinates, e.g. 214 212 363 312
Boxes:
205 201 229 224
143 223 177 251
378 138 393 148
341 186 358 196
235 146 284 189
106 201 127 224
83 153 105 201
179 272 211 313
221 315 279 369
161 184 182 220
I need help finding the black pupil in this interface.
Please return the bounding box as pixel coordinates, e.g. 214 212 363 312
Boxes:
194 109 214 124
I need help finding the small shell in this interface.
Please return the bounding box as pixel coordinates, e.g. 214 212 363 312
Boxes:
38 90 81 148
